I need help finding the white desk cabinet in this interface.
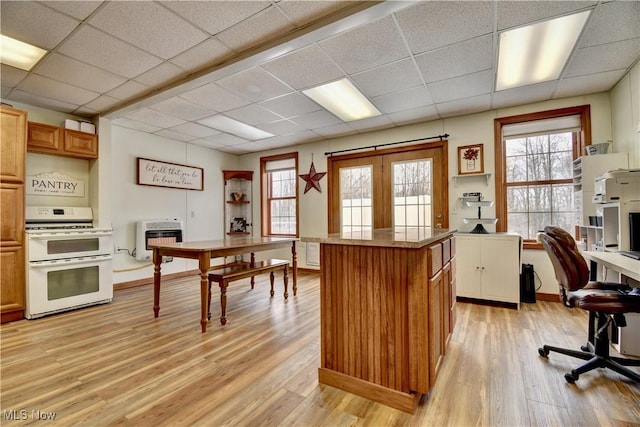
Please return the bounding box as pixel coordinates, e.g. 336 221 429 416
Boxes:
455 233 521 308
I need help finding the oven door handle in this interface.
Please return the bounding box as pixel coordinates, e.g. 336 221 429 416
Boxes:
27 231 113 239
29 255 112 267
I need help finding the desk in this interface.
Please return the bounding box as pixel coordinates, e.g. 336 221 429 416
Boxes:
582 251 640 282
582 251 640 356
151 237 298 332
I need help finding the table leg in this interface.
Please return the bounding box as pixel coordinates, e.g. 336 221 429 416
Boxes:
283 265 289 299
220 282 228 325
199 253 211 333
291 241 297 296
250 252 256 289
153 249 162 318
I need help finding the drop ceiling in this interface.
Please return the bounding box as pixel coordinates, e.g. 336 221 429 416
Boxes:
1 1 638 155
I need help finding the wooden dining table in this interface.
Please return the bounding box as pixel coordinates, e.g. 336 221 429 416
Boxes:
150 236 298 332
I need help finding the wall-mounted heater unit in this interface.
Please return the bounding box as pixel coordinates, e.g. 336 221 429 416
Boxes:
136 219 184 261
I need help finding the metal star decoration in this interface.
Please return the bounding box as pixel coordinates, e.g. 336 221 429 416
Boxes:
299 160 326 194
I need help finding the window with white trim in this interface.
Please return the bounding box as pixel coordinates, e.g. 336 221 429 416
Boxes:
261 153 298 236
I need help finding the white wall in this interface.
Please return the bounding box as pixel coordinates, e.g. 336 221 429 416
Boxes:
109 125 239 283
238 93 618 294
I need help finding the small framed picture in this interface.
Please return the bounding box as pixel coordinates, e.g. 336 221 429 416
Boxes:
458 144 484 175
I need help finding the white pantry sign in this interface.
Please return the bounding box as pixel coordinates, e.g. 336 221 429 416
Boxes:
26 172 85 197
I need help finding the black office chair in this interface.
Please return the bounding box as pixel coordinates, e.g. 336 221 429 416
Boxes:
538 225 640 383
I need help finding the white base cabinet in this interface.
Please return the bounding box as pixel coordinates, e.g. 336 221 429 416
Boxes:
455 233 521 308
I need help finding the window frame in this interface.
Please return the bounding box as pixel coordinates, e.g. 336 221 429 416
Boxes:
494 105 591 249
260 152 299 237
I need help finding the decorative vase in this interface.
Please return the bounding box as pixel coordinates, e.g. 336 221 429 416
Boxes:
466 159 476 170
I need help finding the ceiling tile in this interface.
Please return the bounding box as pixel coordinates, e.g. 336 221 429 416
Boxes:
565 39 640 78
170 122 222 138
262 45 344 90
351 59 422 98
113 117 162 133
555 70 627 99
277 1 355 27
0 65 28 88
127 108 186 128
217 6 296 53
58 25 163 78
395 1 493 54
496 1 595 31
35 52 127 93
88 1 208 59
256 119 305 136
372 85 432 114
319 15 409 74
180 83 251 112
108 81 150 101
415 35 493 83
161 1 270 36
312 123 356 138
347 114 393 132
154 128 196 142
435 94 492 118
217 67 292 102
17 74 99 105
134 62 186 87
428 70 493 104
579 1 640 48
225 104 283 126
258 92 321 118
201 133 249 147
41 1 103 21
82 94 122 112
6 89 78 113
290 109 342 129
150 97 213 121
169 38 234 72
389 105 439 126
0 1 80 49
492 81 556 109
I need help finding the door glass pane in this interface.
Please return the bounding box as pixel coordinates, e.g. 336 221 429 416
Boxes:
392 159 432 227
340 166 372 233
47 238 99 254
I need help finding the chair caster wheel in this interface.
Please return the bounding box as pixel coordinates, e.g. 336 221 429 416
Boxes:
564 372 577 384
580 344 590 352
538 347 549 357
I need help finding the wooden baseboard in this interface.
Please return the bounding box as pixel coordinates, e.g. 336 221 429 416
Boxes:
318 368 421 414
535 292 559 302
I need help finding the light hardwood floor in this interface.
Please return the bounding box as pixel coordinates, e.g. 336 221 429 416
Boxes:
1 271 639 426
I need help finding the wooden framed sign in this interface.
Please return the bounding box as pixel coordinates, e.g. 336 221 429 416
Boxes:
137 157 204 191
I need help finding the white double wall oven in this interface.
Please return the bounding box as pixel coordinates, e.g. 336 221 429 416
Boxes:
25 207 113 319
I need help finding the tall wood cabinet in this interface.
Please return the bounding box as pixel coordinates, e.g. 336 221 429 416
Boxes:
223 170 253 237
1 106 27 323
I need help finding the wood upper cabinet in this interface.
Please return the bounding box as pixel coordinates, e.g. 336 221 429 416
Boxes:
1 108 26 183
0 106 26 323
27 121 98 159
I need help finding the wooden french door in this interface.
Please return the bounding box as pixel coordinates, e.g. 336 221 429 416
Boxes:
327 141 448 234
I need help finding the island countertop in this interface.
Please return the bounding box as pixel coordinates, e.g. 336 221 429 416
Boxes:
303 227 456 248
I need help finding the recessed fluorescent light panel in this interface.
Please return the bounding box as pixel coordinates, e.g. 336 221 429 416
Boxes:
0 34 47 71
198 115 273 140
303 78 381 122
496 10 590 91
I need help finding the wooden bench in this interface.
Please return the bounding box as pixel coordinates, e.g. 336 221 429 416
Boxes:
207 259 290 325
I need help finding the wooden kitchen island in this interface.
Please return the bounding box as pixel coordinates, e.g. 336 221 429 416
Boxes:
306 227 456 413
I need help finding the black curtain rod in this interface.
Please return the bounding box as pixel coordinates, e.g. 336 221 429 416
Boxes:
324 133 449 156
